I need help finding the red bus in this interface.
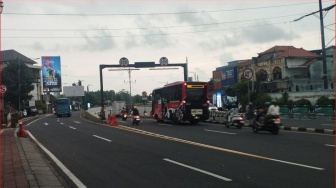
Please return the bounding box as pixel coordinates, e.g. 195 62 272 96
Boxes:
151 81 210 124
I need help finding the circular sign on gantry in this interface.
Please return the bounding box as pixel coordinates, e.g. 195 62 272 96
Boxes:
119 57 129 67
159 57 168 66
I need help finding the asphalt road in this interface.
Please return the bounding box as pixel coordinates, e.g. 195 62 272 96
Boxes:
25 111 334 188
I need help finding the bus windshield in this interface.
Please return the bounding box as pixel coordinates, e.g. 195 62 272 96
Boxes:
55 99 69 104
54 98 71 117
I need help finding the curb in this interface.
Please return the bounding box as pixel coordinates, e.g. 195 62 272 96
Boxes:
281 126 335 135
203 120 335 135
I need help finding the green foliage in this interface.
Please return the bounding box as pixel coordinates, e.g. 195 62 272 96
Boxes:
315 96 334 105
3 58 35 110
35 101 46 111
277 92 290 105
294 99 311 106
254 93 272 109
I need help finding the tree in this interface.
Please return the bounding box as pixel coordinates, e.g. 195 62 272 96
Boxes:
294 99 311 106
316 96 334 105
3 58 35 110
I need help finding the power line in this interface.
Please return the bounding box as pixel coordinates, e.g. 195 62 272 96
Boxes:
2 13 304 32
2 1 332 16
2 21 288 39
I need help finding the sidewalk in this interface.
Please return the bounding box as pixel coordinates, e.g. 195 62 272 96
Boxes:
1 122 67 187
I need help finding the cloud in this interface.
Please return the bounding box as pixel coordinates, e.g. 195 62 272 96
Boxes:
78 30 117 51
240 21 289 43
31 42 45 51
219 52 234 66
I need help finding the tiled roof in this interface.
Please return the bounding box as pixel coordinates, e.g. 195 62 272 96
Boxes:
237 59 252 67
1 49 37 64
301 59 317 67
258 45 320 59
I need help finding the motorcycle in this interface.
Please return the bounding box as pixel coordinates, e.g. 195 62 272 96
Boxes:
132 115 140 125
225 113 244 129
121 113 128 121
252 115 281 134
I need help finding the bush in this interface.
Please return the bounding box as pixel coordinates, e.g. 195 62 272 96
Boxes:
35 101 47 111
294 99 311 106
315 96 334 105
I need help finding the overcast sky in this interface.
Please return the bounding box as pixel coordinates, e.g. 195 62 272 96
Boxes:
2 1 335 96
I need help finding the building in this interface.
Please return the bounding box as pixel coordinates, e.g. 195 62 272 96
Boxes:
1 49 42 106
211 45 335 105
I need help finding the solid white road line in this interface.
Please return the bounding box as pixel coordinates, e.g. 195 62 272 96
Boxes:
164 158 232 182
69 126 77 130
27 131 87 188
158 123 172 126
269 159 324 170
93 135 112 142
204 129 236 135
325 144 335 147
321 124 334 126
43 123 48 126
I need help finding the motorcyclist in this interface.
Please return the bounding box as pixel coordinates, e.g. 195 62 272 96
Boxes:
132 106 140 116
227 104 239 123
264 100 280 124
255 102 271 125
121 107 126 114
245 102 254 120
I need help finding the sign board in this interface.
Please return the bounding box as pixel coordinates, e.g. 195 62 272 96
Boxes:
243 68 253 80
0 85 7 93
41 56 62 92
63 86 85 97
119 57 129 67
142 91 148 101
159 57 168 66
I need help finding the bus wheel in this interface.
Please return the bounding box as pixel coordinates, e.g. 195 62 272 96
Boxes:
171 113 179 125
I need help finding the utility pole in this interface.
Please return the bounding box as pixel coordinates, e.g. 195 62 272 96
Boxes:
318 0 328 89
293 2 335 90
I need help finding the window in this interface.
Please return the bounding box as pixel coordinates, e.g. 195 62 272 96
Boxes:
273 67 282 80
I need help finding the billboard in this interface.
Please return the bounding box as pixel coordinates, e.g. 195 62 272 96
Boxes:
221 66 237 87
212 70 222 91
63 86 85 97
41 56 62 92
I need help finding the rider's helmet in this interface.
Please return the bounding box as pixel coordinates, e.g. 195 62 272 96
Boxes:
271 99 277 106
264 102 271 108
133 106 137 109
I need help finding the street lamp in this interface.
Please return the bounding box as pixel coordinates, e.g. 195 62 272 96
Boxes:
108 67 139 107
189 71 197 81
124 80 136 108
87 84 92 92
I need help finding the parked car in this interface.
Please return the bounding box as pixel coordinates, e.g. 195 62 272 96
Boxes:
24 106 38 116
209 103 218 111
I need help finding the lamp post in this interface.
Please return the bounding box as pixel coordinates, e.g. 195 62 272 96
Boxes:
189 71 197 81
108 67 139 107
87 84 92 92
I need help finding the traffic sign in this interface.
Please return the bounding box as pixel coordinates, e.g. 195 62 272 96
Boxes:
159 57 168 66
119 57 129 67
243 68 253 80
0 85 7 93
